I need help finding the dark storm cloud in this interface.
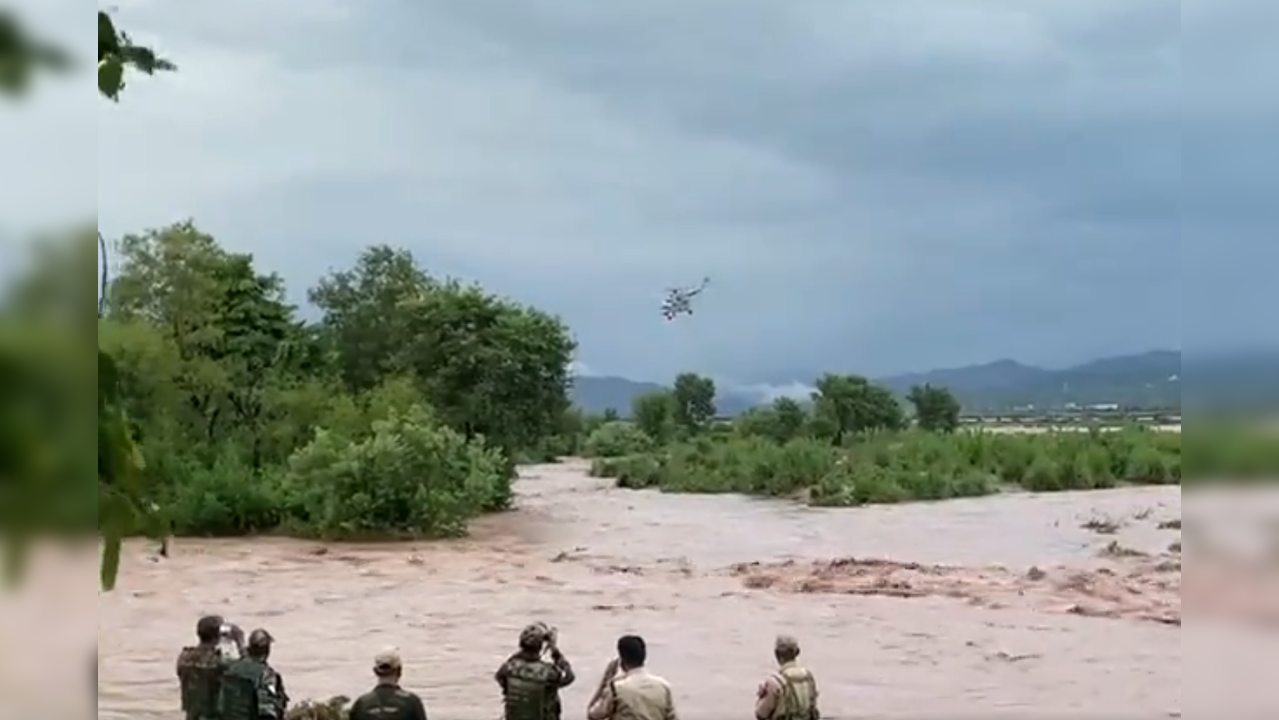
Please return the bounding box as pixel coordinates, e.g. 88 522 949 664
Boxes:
24 1 1247 385
420 0 1186 380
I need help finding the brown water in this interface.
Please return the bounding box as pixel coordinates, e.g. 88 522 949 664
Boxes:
11 461 1278 717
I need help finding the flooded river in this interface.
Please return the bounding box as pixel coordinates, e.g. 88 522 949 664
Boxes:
9 461 1278 717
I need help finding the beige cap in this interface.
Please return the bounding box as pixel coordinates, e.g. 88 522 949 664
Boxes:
775 635 800 654
373 649 402 673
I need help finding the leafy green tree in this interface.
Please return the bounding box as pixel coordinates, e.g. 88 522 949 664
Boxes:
602 408 621 422
811 373 905 444
108 223 299 465
733 406 774 439
734 397 809 443
672 372 717 434
308 245 433 393
632 390 676 444
908 384 962 433
771 397 808 442
394 278 576 505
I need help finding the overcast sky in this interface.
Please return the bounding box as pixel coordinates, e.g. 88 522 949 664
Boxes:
3 1 1262 384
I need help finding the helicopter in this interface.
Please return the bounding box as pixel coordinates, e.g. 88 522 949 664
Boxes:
660 276 710 321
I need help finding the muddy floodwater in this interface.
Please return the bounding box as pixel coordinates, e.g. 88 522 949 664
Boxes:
9 461 1279 717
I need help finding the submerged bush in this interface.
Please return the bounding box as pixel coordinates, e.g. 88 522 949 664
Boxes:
583 421 654 458
282 405 504 539
587 426 1256 508
163 448 285 536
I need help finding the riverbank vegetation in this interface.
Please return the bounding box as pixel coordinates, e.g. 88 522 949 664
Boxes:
104 225 577 539
583 377 1277 507
8 224 576 547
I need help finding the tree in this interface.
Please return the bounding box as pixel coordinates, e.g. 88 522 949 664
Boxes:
393 278 576 506
672 372 716 434
771 397 808 442
735 397 813 443
309 245 434 393
811 373 905 444
632 390 676 444
108 223 300 464
908 384 962 433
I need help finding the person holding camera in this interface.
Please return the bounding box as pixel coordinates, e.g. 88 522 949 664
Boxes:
494 622 575 720
587 635 677 720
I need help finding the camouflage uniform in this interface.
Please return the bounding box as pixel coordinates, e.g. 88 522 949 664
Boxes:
754 636 819 720
495 624 575 720
349 651 429 720
219 630 288 720
177 616 232 720
177 643 228 720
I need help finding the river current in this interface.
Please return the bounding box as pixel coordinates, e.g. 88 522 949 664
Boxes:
6 460 1278 717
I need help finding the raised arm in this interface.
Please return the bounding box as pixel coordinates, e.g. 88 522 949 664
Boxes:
586 681 615 720
588 658 619 706
549 649 575 688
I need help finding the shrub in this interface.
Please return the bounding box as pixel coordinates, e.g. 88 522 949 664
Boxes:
588 426 1228 508
164 448 284 536
584 421 655 458
280 405 504 539
590 454 666 489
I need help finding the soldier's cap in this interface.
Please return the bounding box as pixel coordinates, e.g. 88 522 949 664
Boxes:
774 635 800 654
519 622 549 646
373 649 402 673
247 629 274 648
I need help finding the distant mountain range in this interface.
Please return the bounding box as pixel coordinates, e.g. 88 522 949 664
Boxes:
569 349 1279 416
570 375 759 417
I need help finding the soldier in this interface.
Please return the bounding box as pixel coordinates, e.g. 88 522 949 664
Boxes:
754 635 819 720
348 650 428 720
176 615 231 720
495 622 575 720
219 629 288 720
587 635 676 720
